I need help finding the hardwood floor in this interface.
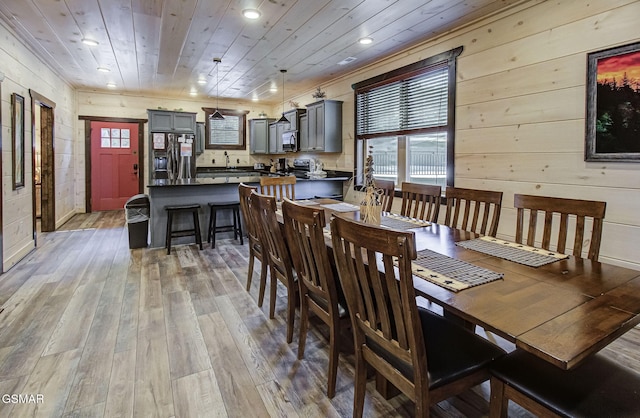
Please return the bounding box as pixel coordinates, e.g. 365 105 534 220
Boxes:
0 210 638 417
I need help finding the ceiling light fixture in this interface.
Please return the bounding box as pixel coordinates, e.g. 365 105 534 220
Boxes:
242 9 261 19
277 69 289 123
211 58 224 120
358 37 373 45
97 67 110 72
197 78 207 85
106 82 116 88
82 38 99 46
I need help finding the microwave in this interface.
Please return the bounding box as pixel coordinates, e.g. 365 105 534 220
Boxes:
282 130 298 152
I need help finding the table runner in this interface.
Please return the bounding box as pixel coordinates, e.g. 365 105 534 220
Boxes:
399 249 503 292
456 236 568 267
380 213 431 231
320 202 360 212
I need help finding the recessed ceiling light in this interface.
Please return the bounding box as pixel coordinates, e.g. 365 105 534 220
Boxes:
197 78 207 85
82 38 99 46
242 9 261 19
358 37 373 45
97 67 110 72
337 57 357 65
190 91 197 96
269 86 277 93
106 82 116 88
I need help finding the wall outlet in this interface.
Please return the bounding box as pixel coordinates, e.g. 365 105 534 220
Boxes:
212 159 215 164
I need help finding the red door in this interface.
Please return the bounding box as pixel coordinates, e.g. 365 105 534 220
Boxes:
91 121 140 211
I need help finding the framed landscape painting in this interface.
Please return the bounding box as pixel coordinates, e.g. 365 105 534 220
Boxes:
585 42 640 161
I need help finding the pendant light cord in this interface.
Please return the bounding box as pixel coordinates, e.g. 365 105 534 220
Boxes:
211 58 224 120
277 69 288 123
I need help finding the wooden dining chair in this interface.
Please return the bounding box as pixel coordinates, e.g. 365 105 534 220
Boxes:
374 179 395 212
259 175 296 201
249 192 298 343
282 199 350 398
489 349 640 418
330 216 505 418
238 183 268 305
444 187 503 236
400 182 441 222
514 194 606 261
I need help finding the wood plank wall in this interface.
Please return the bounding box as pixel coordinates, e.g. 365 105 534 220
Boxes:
309 0 640 269
0 20 76 271
72 0 639 270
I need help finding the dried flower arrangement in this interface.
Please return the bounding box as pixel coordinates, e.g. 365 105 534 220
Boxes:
312 87 326 99
360 145 382 224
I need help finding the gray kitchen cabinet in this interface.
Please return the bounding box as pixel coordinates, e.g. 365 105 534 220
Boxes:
249 118 275 154
195 122 205 155
282 108 306 131
304 100 342 152
148 109 196 133
299 115 309 152
268 122 285 154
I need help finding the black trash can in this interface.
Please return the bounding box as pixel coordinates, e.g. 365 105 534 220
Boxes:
125 194 150 249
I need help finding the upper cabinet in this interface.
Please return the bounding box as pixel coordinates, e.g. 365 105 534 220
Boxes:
148 109 196 132
283 108 306 131
195 122 205 155
249 118 275 154
302 100 343 152
268 122 286 154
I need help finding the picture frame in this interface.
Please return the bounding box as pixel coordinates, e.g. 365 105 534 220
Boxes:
585 41 640 162
11 93 25 189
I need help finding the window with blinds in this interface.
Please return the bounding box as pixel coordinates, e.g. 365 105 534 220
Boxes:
356 64 448 138
203 107 248 150
353 46 462 188
210 116 240 145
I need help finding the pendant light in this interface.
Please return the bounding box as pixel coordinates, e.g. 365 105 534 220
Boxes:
211 58 224 120
277 69 289 123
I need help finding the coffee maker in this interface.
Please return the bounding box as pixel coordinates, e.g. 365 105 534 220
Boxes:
277 158 287 172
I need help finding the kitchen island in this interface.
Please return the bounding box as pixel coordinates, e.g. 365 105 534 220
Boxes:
147 171 350 248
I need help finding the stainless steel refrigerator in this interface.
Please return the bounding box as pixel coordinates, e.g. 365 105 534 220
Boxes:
151 132 196 180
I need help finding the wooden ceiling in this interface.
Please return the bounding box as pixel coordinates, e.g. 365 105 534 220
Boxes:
0 0 524 103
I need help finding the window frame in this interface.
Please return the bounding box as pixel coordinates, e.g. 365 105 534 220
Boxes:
202 107 249 150
352 46 462 188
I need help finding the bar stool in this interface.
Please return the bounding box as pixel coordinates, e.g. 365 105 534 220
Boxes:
165 204 203 255
207 200 243 248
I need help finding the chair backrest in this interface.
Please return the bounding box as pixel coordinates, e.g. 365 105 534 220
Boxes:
400 182 441 222
259 175 296 201
250 192 295 284
282 199 341 318
374 179 395 212
514 194 606 261
330 216 428 395
239 183 259 243
444 187 503 236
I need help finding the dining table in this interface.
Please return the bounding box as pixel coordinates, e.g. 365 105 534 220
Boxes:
277 199 640 371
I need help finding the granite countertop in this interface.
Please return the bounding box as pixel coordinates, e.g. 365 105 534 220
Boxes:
148 169 351 187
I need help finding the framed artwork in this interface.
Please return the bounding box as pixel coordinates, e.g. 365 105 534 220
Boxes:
11 93 25 189
585 42 640 161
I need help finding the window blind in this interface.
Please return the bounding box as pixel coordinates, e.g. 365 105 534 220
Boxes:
356 64 448 138
210 115 240 145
